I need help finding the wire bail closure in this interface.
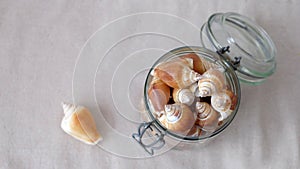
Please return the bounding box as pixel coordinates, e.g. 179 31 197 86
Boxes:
216 46 241 70
132 121 166 155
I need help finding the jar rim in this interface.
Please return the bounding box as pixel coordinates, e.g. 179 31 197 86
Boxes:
201 12 277 85
144 46 241 141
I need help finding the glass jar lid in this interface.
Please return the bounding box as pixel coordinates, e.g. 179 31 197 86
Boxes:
200 12 277 84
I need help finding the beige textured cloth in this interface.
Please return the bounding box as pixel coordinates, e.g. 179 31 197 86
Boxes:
0 0 299 168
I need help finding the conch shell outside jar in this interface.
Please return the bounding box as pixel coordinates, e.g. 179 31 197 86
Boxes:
61 102 102 145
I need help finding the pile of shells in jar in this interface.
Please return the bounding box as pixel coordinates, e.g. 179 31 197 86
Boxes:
147 53 237 137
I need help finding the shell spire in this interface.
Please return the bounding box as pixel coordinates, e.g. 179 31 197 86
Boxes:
211 93 232 113
61 102 102 145
159 103 196 134
195 102 220 131
198 69 226 97
172 88 195 106
62 102 79 117
212 89 238 121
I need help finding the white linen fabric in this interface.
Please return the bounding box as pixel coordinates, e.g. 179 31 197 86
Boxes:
0 0 299 168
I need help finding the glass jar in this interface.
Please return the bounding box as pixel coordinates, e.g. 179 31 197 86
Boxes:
201 12 276 84
132 12 276 155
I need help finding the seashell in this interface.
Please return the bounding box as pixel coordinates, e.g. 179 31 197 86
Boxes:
189 83 201 97
61 102 102 145
148 77 170 113
225 89 238 111
172 88 195 106
218 111 232 121
218 120 224 126
159 103 196 134
211 92 232 114
187 125 203 137
154 59 202 88
195 102 220 131
181 53 206 74
198 69 226 97
212 89 238 121
201 58 223 71
177 57 194 69
181 53 224 73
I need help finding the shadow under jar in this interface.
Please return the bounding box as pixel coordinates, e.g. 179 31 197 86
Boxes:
132 12 276 155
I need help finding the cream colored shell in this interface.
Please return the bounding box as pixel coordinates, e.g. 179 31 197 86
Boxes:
172 88 195 106
198 69 226 97
61 102 102 145
211 93 232 114
213 89 238 121
189 83 201 97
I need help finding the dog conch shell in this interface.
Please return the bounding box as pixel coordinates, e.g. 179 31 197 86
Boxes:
153 59 201 88
148 77 170 114
61 102 102 145
181 53 206 74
